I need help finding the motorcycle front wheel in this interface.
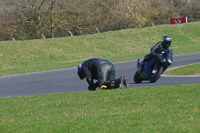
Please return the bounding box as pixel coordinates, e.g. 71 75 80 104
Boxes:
149 66 164 83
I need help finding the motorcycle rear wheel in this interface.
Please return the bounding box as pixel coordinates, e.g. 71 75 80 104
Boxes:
134 71 143 83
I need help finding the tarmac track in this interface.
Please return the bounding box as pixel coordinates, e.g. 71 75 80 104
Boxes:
0 53 199 98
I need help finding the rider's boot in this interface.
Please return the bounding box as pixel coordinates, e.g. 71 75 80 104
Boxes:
114 77 124 89
117 77 130 89
122 76 130 88
118 77 125 89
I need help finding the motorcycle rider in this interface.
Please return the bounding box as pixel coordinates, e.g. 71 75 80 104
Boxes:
141 36 173 71
77 58 130 91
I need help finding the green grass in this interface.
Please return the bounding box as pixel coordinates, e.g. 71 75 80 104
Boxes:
0 21 200 76
165 63 200 76
0 83 200 132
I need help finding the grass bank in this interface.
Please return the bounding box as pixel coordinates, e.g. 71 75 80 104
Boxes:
1 83 200 132
165 63 200 76
0 21 200 76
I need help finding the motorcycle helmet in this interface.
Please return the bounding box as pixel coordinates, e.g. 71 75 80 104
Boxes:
163 36 172 48
77 64 85 80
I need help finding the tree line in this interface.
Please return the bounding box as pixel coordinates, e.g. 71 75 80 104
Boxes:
0 0 199 41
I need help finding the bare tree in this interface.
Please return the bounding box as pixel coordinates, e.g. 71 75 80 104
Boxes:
0 0 199 40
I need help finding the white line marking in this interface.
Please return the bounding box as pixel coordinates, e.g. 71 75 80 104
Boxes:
162 75 200 77
163 62 200 77
167 62 200 70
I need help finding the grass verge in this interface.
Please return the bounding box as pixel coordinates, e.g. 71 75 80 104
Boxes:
165 63 200 76
0 21 200 76
1 83 200 132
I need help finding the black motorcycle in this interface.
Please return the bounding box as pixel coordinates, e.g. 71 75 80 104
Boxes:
134 51 172 83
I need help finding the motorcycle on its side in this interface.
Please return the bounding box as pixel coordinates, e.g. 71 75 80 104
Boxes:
133 51 172 83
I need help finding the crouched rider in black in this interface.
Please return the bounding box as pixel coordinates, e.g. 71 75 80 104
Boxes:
77 58 130 91
141 36 173 69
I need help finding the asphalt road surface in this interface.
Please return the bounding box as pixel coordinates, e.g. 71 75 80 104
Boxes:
0 53 200 98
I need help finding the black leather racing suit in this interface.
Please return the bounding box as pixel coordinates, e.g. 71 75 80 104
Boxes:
143 41 173 63
79 58 121 91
